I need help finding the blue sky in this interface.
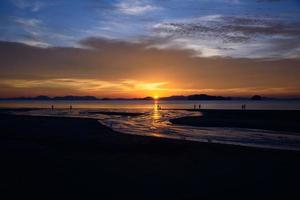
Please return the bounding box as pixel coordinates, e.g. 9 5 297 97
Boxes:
1 0 300 58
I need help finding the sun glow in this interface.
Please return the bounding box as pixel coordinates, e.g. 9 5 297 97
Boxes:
154 95 159 100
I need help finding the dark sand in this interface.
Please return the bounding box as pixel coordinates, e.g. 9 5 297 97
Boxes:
171 109 300 133
0 109 300 199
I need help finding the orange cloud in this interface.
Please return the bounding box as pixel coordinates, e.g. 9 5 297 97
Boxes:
0 40 300 98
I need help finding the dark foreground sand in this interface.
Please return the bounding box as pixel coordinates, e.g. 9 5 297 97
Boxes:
171 109 300 133
0 110 300 199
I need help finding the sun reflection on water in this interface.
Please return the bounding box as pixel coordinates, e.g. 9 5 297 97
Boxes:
152 100 161 120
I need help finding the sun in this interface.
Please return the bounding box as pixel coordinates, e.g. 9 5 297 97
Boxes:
153 95 159 100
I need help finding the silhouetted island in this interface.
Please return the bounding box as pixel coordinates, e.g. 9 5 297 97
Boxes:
187 94 231 100
1 94 298 101
160 95 187 100
251 95 262 100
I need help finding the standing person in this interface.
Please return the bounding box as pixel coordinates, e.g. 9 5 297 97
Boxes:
194 104 196 110
70 105 72 111
199 104 201 110
51 105 54 111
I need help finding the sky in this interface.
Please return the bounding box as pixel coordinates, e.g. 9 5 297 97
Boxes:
0 0 300 98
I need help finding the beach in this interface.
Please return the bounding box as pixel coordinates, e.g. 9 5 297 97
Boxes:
0 109 300 199
170 109 300 133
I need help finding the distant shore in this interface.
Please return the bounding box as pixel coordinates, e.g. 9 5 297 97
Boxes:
170 109 300 133
0 109 300 198
2 94 300 101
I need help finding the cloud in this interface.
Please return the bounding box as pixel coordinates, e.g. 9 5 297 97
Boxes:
0 39 300 97
3 1 299 59
0 78 169 97
13 17 50 47
15 18 42 28
2 77 300 98
256 0 282 2
11 0 47 12
150 15 300 59
116 0 159 15
12 17 76 48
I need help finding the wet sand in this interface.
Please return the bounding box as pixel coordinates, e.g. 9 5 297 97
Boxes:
0 110 300 199
85 111 145 116
170 109 300 133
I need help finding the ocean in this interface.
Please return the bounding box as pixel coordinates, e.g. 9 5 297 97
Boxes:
1 99 300 110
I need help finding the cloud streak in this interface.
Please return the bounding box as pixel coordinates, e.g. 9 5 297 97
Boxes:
151 15 300 59
1 78 299 98
0 39 300 97
116 0 159 15
0 78 169 97
11 0 49 12
13 17 50 47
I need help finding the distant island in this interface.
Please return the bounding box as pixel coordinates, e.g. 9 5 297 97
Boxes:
0 94 290 101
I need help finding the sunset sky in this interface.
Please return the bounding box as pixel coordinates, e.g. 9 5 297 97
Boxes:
0 0 300 98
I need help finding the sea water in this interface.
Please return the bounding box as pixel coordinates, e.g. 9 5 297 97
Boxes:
1 99 300 110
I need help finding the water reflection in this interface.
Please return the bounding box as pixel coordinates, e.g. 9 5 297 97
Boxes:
152 100 161 120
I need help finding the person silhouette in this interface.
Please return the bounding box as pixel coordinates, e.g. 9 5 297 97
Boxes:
51 105 54 111
194 104 196 110
199 104 201 109
70 105 72 111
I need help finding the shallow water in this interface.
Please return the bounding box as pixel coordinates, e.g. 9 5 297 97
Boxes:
2 99 300 110
12 102 300 151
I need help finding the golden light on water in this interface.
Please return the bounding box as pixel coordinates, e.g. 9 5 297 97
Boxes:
152 100 161 120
